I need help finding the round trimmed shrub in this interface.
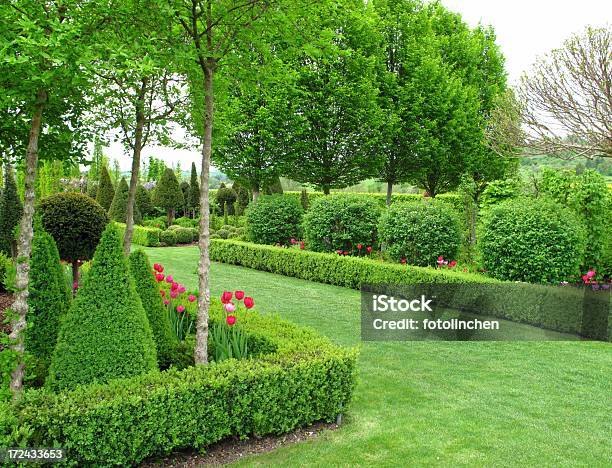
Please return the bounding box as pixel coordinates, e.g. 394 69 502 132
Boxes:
215 186 237 215
160 229 177 246
378 202 461 266
303 195 380 253
129 250 176 369
25 228 71 384
246 195 303 245
39 192 110 282
479 198 586 283
47 224 157 391
174 227 194 244
188 227 199 242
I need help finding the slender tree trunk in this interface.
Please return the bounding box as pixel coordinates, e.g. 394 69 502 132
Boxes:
194 60 214 365
9 89 46 399
123 79 148 255
386 181 393 207
252 183 260 202
72 261 79 290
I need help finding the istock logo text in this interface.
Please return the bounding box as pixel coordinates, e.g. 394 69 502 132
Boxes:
372 295 433 312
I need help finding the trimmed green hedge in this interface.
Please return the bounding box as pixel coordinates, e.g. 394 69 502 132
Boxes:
115 222 162 247
1 303 357 466
210 240 495 288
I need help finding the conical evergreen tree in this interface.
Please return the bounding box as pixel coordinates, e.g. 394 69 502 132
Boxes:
129 250 177 369
109 177 142 225
135 184 152 217
188 162 200 218
25 224 71 384
47 224 157 391
152 168 184 225
0 165 23 258
96 166 115 211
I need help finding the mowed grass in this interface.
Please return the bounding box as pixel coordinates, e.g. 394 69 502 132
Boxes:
142 246 612 467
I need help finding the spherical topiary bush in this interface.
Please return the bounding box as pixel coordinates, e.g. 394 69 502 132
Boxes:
246 195 303 245
174 227 194 244
25 227 71 384
479 198 586 283
129 250 176 369
378 202 461 266
47 224 157 391
160 229 177 246
303 195 380 253
39 192 110 283
215 186 237 215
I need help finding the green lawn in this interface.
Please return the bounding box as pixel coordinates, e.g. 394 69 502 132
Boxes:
142 246 612 467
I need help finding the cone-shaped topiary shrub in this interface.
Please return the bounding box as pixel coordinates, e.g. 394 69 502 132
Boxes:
152 168 184 225
0 165 23 258
25 225 71 384
96 166 115 211
135 184 153 217
128 250 176 368
47 224 157 391
109 177 142 225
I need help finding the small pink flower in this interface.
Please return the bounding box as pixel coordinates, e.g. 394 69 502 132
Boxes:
170 290 178 299
171 282 179 291
73 281 79 290
164 299 170 306
166 275 173 283
177 305 185 313
224 302 236 313
188 294 196 302
178 285 186 293
586 270 596 278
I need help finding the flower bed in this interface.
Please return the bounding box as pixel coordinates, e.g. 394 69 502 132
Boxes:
0 301 357 466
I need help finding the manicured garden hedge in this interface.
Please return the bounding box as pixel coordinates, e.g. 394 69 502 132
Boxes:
0 303 357 466
210 240 495 288
115 222 162 247
209 240 611 340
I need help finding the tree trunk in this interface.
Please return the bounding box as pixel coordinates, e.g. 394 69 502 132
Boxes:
72 261 79 291
386 181 393 206
9 89 46 399
252 183 260 202
123 78 148 255
194 60 214 365
323 185 330 195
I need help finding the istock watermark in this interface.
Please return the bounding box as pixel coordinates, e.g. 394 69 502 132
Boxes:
361 284 611 342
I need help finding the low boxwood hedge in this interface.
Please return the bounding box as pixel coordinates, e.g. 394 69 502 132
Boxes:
209 240 611 340
115 222 162 247
210 240 495 288
0 302 357 466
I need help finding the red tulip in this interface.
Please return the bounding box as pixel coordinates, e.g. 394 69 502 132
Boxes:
244 297 254 309
401 258 406 264
171 282 179 291
366 246 372 253
178 285 186 293
586 270 596 278
357 244 362 250
291 238 296 244
166 275 173 283
300 242 305 250
449 260 457 268
188 294 196 302
153 263 162 272
155 273 165 282
226 315 236 326
177 305 185 313
221 291 233 304
337 249 343 255
170 290 178 299
163 299 170 306
235 290 245 300
343 251 349 256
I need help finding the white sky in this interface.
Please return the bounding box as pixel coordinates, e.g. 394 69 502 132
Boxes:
106 0 612 171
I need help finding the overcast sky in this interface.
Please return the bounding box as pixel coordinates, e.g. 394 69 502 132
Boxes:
106 0 612 171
